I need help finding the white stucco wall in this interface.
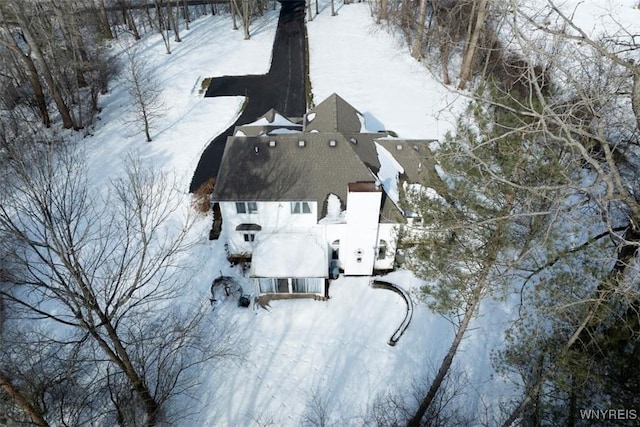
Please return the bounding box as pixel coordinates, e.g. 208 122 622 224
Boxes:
220 201 318 255
326 222 397 272
343 189 382 275
373 223 398 270
219 198 398 275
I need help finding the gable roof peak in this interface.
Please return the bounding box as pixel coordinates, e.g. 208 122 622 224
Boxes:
306 93 363 134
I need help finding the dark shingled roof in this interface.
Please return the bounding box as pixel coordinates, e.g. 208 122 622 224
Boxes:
376 139 437 183
212 94 435 223
304 93 363 134
212 133 375 219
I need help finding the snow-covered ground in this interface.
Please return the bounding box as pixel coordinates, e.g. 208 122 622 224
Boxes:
73 0 640 425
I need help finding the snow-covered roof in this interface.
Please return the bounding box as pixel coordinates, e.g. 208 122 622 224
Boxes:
374 142 404 207
251 232 328 278
318 193 347 224
245 108 302 127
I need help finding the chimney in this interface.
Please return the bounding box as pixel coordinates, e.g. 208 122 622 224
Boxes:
343 182 382 276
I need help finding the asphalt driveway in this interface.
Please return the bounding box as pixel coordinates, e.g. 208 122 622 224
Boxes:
189 1 307 192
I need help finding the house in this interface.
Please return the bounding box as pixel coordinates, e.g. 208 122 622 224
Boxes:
211 93 435 297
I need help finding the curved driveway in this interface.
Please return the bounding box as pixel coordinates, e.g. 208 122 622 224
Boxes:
190 1 307 192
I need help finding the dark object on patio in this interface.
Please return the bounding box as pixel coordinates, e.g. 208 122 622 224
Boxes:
211 274 235 301
238 294 251 307
210 273 251 309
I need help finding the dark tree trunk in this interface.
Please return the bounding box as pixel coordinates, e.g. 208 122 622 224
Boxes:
0 373 49 427
98 0 114 39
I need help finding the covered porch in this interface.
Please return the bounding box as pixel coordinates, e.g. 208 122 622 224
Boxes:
250 232 328 296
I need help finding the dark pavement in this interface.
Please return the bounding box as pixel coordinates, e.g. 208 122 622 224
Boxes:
189 1 307 192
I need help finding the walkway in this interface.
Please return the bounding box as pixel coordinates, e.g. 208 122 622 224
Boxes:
370 279 414 346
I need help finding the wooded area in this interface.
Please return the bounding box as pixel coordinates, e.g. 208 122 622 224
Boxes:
0 1 250 425
371 0 640 425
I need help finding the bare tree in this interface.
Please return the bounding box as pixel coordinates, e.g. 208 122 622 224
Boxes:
96 0 114 39
0 10 51 127
153 0 173 53
0 141 233 426
230 0 260 40
1 1 77 129
382 0 640 422
0 319 106 426
0 372 49 427
0 0 115 129
411 0 429 59
117 0 141 40
458 0 490 89
122 43 165 142
376 0 388 23
167 0 182 42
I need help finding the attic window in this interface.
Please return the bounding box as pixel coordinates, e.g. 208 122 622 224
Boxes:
396 144 403 150
329 140 337 147
298 140 306 147
350 137 357 145
269 140 276 147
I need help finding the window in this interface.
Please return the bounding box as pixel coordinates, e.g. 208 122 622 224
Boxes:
293 278 322 294
238 224 260 243
291 201 311 214
378 240 388 260
236 202 258 214
258 278 275 293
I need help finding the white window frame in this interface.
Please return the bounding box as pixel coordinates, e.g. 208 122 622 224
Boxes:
236 202 258 214
290 201 312 214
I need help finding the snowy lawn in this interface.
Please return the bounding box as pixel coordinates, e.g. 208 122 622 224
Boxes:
195 273 447 426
